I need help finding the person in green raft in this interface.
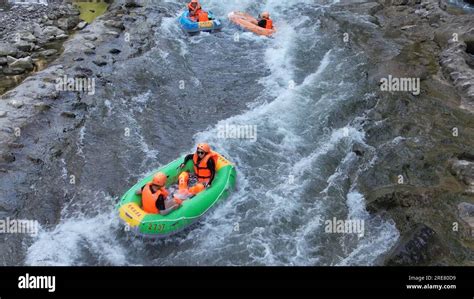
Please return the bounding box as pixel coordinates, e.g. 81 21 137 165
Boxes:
136 172 182 215
175 143 217 200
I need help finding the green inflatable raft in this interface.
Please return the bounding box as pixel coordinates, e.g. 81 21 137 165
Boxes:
117 152 236 237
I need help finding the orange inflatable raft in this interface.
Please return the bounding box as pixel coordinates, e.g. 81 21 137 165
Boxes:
228 11 276 36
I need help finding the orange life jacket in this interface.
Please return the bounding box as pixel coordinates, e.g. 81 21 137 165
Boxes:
265 18 273 29
188 2 202 14
193 151 217 182
142 183 169 214
198 11 209 22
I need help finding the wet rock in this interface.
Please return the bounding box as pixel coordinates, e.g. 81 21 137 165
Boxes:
450 159 474 194
7 143 24 149
74 67 93 77
392 0 409 5
125 0 143 8
41 26 66 41
0 153 16 163
438 38 474 111
57 17 80 31
33 102 51 112
384 224 447 265
83 35 98 41
93 60 107 67
27 155 44 165
76 21 88 30
109 48 121 54
0 42 18 57
39 49 58 57
104 20 125 30
458 202 474 238
7 100 24 109
0 57 7 66
105 31 120 38
18 32 36 43
400 25 416 30
84 49 96 55
61 111 76 118
9 56 34 72
57 34 69 40
84 42 96 50
2 68 26 75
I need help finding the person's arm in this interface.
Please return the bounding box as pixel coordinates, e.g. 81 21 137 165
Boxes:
159 197 180 215
135 185 146 195
180 154 194 168
207 158 216 186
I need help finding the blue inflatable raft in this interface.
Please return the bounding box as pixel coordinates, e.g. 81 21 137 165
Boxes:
179 11 223 33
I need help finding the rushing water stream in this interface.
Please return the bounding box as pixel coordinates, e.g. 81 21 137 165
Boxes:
24 0 400 266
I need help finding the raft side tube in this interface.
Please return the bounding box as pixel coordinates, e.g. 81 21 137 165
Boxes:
179 11 223 33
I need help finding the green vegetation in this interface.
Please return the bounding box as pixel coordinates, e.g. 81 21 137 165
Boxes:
72 0 109 23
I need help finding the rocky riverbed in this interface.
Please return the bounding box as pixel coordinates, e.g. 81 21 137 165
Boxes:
0 0 473 265
332 0 474 265
0 0 87 94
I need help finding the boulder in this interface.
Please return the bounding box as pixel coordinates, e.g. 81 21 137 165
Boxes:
93 59 107 67
450 159 474 194
84 49 95 55
18 32 36 43
104 20 125 30
458 202 474 238
76 21 88 30
7 56 17 64
9 56 34 72
0 42 18 57
105 31 120 38
39 49 58 57
14 40 34 52
3 68 26 75
41 26 66 40
384 224 447 265
84 35 98 41
33 102 51 112
84 42 96 50
61 111 76 118
0 153 16 163
124 0 143 8
57 16 80 31
7 100 24 109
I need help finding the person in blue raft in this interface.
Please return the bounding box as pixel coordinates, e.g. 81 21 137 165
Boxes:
187 0 210 22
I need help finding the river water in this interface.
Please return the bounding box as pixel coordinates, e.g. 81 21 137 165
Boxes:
24 0 399 266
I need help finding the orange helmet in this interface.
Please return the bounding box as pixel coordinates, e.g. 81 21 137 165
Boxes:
261 12 270 19
152 172 167 186
197 143 211 153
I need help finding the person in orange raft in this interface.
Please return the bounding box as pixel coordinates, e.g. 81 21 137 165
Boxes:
188 0 207 22
136 172 182 215
256 12 273 29
176 143 217 199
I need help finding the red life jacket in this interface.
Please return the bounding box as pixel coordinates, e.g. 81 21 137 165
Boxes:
142 183 169 214
192 151 217 182
265 18 273 29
